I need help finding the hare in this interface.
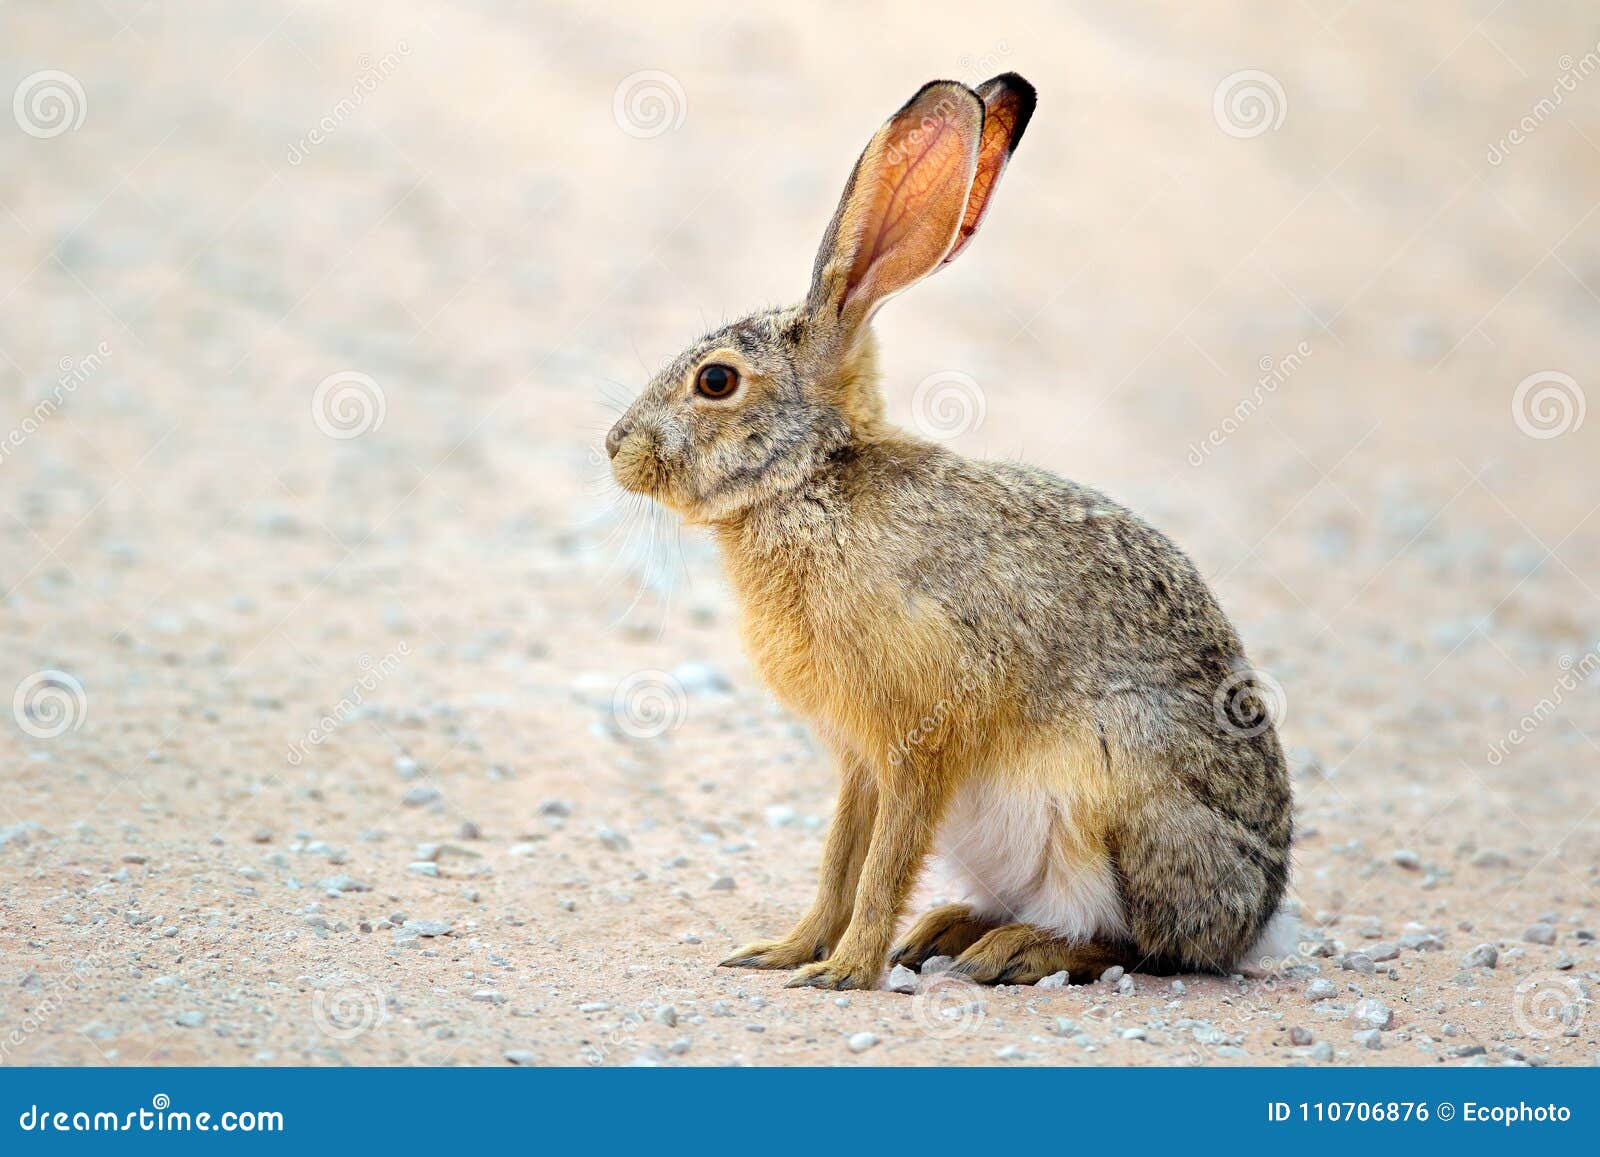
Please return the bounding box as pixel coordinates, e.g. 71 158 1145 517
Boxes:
605 75 1292 989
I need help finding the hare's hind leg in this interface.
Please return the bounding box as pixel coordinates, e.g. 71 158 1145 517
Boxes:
890 903 999 968
1112 726 1292 973
948 923 1139 985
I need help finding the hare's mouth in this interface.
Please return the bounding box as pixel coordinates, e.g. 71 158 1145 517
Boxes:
609 436 669 500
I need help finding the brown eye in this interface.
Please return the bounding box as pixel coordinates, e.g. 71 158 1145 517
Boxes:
695 363 740 399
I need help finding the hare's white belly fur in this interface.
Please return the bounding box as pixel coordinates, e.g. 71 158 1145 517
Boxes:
929 776 1131 944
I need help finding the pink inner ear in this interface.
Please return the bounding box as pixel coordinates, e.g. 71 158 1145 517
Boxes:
940 88 1025 267
840 86 983 316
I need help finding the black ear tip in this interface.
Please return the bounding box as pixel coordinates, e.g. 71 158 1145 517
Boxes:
979 72 1037 148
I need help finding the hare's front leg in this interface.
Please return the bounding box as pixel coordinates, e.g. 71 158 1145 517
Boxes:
720 751 877 970
787 757 952 990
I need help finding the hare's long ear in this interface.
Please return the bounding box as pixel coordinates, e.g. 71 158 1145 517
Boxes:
806 81 985 339
939 73 1036 268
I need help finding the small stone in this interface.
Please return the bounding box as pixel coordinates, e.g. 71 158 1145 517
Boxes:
504 1050 537 1065
1342 953 1376 974
764 805 798 828
1035 970 1069 989
666 1039 690 1055
1472 848 1511 868
1289 1026 1314 1046
1392 849 1422 870
250 828 273 843
1366 942 1400 962
402 786 441 806
408 862 439 877
920 955 955 975
1099 965 1125 984
887 965 919 994
400 919 452 938
1116 975 1135 995
1305 978 1337 1001
1170 979 1187 994
994 1045 1023 1059
1352 1029 1383 1050
1308 1041 1335 1061
1461 943 1498 969
1523 923 1557 946
595 825 630 851
1121 1027 1148 1041
1351 998 1393 1029
654 1006 678 1027
708 876 736 892
394 756 421 778
539 800 573 818
847 1032 880 1053
472 990 507 1004
175 1011 205 1028
1448 1043 1487 1058
458 821 482 840
579 1002 612 1013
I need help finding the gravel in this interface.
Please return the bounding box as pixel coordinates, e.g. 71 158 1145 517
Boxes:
847 1032 880 1054
1461 943 1499 969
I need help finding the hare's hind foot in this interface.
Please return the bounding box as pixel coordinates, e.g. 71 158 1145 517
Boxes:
889 903 998 969
947 924 1143 985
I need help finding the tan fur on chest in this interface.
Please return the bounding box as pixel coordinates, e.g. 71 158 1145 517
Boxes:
715 517 961 762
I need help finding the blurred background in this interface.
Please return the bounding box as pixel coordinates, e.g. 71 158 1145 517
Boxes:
1 1 1596 1065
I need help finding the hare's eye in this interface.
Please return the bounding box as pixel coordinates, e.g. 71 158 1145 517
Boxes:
695 363 740 399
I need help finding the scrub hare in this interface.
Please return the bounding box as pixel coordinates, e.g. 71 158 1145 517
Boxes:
606 75 1292 988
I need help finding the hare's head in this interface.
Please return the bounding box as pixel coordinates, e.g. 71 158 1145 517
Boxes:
607 74 1034 522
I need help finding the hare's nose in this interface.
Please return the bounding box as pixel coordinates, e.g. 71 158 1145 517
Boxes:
605 420 631 460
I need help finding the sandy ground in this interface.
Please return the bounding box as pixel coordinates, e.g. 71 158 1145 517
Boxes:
2 1 1598 1067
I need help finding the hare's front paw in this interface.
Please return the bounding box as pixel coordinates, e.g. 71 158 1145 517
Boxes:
719 933 827 970
784 954 882 991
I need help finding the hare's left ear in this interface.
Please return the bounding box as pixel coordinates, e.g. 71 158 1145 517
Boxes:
806 80 985 338
939 73 1036 268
